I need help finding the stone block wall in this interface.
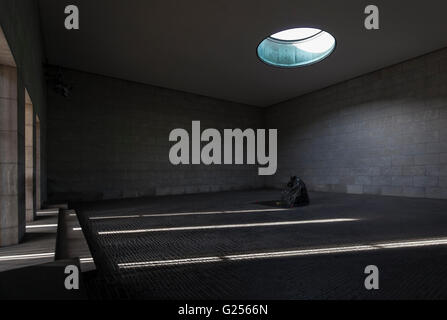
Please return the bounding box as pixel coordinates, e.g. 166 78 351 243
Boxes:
265 48 447 199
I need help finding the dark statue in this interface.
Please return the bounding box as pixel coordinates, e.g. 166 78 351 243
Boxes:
281 176 310 207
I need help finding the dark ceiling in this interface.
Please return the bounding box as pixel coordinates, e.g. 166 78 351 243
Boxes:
38 0 447 107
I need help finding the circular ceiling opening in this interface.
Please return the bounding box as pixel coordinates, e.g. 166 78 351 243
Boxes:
257 27 336 68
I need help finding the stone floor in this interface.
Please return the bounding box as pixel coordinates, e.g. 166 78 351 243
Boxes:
74 189 447 299
0 207 93 299
0 209 58 272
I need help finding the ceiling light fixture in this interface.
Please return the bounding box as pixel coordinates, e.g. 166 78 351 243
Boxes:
257 27 336 68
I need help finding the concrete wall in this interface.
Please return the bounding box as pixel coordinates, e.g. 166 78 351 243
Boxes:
0 0 48 204
0 0 48 245
47 67 265 202
46 48 447 202
265 48 447 199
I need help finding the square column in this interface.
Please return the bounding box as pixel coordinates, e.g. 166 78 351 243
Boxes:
0 65 25 246
25 90 34 222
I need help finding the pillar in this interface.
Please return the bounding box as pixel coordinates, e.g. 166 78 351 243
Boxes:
0 65 25 246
